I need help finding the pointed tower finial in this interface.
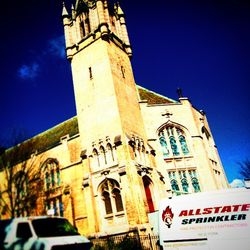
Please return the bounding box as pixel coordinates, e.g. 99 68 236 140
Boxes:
62 2 69 17
116 2 124 16
71 4 76 20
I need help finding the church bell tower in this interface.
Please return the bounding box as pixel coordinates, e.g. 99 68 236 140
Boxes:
62 0 154 234
62 0 146 152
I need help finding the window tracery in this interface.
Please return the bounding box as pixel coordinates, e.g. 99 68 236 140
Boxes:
42 159 63 216
91 143 117 169
99 179 124 215
43 159 61 191
168 169 201 194
158 126 190 158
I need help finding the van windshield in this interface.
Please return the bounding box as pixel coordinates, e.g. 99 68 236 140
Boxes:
32 218 79 237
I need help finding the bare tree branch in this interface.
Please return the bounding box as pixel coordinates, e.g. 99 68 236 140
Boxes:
239 159 250 180
0 131 43 218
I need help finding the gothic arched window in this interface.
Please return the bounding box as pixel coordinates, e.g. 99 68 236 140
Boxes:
42 159 63 216
181 178 189 193
179 135 189 155
171 179 180 193
42 159 60 191
99 179 124 215
169 136 179 156
106 143 114 163
159 133 169 157
99 146 107 165
158 126 190 158
92 148 100 168
103 191 112 214
113 188 124 212
192 177 201 192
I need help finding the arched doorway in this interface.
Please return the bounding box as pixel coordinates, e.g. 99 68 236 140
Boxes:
143 176 155 213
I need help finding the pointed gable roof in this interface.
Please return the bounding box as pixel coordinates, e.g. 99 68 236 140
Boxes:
137 85 177 105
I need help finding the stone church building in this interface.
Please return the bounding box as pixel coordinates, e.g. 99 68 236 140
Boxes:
0 0 228 237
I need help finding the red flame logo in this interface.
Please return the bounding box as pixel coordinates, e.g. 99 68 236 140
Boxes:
162 206 174 228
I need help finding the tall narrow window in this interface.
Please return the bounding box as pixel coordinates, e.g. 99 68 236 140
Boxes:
113 189 124 212
80 20 86 38
121 66 125 78
59 197 64 217
51 169 55 187
103 192 112 214
106 143 114 163
45 172 50 190
192 178 201 192
159 134 169 158
92 148 100 168
56 167 60 186
53 200 57 215
171 179 180 194
89 67 93 79
179 135 189 155
181 178 189 193
100 146 107 165
85 17 90 33
169 136 179 156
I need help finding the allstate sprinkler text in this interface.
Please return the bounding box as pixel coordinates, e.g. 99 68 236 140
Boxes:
180 204 250 225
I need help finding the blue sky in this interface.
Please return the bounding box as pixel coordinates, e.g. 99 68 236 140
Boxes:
0 0 249 183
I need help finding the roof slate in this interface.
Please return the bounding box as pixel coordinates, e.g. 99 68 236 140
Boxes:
137 86 176 105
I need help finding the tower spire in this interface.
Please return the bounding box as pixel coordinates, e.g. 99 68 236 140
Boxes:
62 2 69 17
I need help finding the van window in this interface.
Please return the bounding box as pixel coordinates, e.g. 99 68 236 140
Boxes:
16 222 32 239
32 218 79 237
0 219 12 244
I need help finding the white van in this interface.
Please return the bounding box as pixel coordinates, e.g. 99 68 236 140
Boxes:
0 216 92 250
159 188 250 250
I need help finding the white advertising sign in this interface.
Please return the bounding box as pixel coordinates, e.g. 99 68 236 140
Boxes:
159 188 250 250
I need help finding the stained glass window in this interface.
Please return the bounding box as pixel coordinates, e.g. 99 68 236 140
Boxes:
159 135 169 157
181 178 189 193
192 177 201 192
158 126 189 158
171 179 180 192
169 170 200 195
43 159 61 191
56 168 61 186
179 135 189 155
51 169 55 187
170 136 179 156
